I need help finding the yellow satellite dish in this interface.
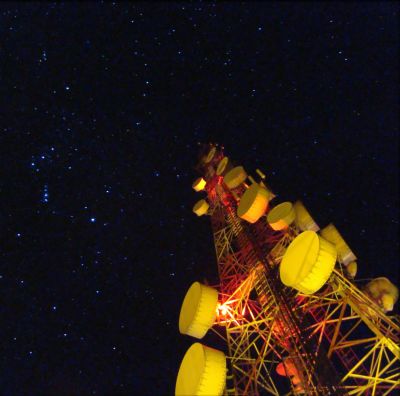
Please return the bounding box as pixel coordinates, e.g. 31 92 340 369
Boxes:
216 156 232 176
179 282 218 339
193 200 209 216
223 166 247 189
267 202 295 230
365 277 399 313
237 184 269 223
280 231 337 294
175 342 226 396
192 177 207 192
205 147 216 163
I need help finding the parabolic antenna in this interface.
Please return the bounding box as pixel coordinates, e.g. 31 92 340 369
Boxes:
365 277 399 312
216 156 232 176
192 177 207 192
205 147 216 163
280 231 337 294
193 200 209 217
175 342 226 396
237 184 270 223
267 201 295 230
179 282 218 339
223 166 247 189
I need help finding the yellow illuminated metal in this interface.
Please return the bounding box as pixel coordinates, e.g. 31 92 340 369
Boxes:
179 282 218 338
256 168 266 179
182 148 400 395
193 199 209 217
267 201 295 230
192 177 207 192
365 277 399 312
216 156 232 176
320 223 357 265
223 166 247 189
205 146 216 163
276 358 304 394
346 261 357 278
175 342 226 396
293 200 320 232
280 231 337 294
237 184 269 223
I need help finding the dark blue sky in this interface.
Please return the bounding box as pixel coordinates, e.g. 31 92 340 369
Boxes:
1 2 398 395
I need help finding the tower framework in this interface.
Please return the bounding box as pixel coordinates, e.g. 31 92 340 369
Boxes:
176 144 400 396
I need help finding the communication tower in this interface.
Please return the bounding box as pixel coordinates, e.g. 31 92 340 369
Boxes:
175 143 400 395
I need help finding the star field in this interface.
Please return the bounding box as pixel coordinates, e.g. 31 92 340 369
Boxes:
0 3 398 395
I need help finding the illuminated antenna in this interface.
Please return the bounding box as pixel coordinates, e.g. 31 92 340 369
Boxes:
175 144 400 396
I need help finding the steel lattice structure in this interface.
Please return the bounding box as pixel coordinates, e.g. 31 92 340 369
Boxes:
176 143 399 396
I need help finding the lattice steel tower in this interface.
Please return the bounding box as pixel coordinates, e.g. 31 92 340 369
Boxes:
175 143 400 396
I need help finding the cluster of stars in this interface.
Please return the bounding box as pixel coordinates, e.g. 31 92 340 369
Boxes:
42 184 49 203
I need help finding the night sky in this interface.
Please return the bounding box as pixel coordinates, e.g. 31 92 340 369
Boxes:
1 2 398 395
